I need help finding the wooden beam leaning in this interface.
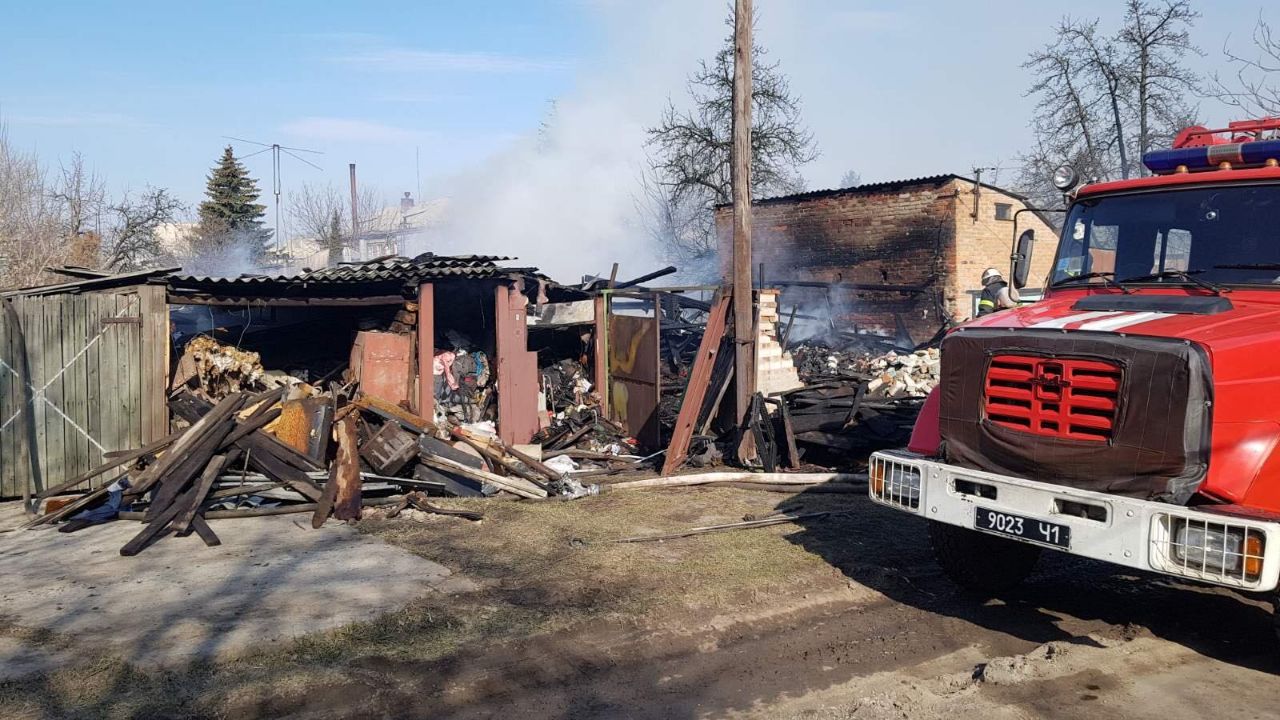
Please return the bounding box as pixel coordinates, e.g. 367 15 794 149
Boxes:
662 294 732 475
172 452 233 534
129 393 246 499
331 415 363 521
36 429 182 500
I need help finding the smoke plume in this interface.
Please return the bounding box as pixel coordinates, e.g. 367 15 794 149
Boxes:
409 2 724 283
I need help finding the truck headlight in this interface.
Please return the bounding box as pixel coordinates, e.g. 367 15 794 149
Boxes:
1171 519 1264 581
870 458 921 509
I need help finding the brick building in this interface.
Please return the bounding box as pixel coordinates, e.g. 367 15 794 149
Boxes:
715 175 1057 343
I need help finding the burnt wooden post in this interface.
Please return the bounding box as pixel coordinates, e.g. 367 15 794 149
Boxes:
731 0 757 463
416 282 434 420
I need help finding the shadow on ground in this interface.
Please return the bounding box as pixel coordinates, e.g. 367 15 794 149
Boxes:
781 488 1280 677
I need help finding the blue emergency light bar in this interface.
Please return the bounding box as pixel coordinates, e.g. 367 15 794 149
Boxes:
1143 137 1280 174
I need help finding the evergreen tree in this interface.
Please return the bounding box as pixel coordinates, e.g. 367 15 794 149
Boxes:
193 146 272 258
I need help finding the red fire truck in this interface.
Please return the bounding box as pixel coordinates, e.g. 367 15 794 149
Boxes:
869 119 1280 629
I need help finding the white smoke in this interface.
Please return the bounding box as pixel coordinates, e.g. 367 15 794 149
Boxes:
408 1 723 283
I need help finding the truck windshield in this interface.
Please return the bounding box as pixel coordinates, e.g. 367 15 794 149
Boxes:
1051 184 1280 288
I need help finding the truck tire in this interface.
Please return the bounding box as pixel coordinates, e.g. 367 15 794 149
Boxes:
928 521 1041 596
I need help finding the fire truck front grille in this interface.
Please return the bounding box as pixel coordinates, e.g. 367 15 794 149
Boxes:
984 355 1121 442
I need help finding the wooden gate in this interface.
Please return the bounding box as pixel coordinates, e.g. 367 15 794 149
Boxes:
0 284 167 498
607 294 663 450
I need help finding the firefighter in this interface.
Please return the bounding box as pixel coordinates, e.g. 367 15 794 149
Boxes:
977 267 1016 316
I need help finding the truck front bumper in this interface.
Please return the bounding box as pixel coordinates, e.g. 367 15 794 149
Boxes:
869 450 1280 593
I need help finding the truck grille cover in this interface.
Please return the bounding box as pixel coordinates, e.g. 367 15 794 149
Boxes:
985 355 1122 442
939 328 1212 504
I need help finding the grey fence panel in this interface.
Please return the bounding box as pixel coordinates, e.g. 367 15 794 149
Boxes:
0 287 166 498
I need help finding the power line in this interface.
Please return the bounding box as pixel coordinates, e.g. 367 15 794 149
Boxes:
221 136 324 258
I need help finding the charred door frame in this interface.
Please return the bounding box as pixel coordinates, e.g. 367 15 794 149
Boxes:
495 279 540 446
606 291 663 450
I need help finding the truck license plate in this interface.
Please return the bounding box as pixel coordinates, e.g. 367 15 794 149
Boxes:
974 507 1070 549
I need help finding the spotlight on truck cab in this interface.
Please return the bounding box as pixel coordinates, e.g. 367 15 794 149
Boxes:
1052 164 1079 191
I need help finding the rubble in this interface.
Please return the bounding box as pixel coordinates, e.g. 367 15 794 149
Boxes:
792 344 940 399
171 335 273 397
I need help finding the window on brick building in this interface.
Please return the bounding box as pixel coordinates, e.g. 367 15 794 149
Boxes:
994 202 1013 221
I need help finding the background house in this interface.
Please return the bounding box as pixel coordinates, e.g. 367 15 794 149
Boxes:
715 175 1057 343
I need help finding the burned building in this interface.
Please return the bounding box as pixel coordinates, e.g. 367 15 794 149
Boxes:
0 255 726 500
715 175 1057 343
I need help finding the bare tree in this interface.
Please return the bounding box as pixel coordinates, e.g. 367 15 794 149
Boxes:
1019 2 1200 204
1210 13 1280 117
100 188 184 271
645 10 818 261
0 126 184 288
839 169 862 188
287 182 382 267
635 168 717 273
50 152 106 238
1120 0 1201 158
0 127 62 288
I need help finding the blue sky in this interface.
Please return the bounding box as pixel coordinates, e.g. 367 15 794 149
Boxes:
1 1 1274 275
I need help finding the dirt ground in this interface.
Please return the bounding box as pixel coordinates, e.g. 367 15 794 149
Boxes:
0 485 1277 719
0 514 462 672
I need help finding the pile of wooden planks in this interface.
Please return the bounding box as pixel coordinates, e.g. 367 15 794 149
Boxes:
123 390 331 555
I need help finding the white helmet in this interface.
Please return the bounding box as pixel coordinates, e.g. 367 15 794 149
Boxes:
981 267 1003 286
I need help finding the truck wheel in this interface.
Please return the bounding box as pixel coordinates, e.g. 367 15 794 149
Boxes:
928 521 1041 596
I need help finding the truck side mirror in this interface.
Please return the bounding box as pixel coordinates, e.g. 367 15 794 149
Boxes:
1012 229 1034 289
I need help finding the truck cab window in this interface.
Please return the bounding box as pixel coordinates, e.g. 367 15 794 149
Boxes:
1051 185 1280 287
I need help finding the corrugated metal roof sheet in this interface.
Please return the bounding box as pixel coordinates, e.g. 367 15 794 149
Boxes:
714 174 1033 208
169 254 532 287
1 267 180 298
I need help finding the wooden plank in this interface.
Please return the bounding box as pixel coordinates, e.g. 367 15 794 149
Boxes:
418 453 547 499
311 468 339 528
120 482 199 556
777 399 802 469
412 464 484 497
43 298 64 495
36 429 181 500
2 295 40 501
143 419 234 521
138 289 154 445
0 302 15 497
416 282 433 419
97 294 120 461
85 294 103 484
331 415 362 521
22 298 41 499
242 445 323 500
139 285 167 445
127 393 245 498
662 293 731 475
69 295 89 483
593 294 608 417
172 452 232 534
123 293 142 451
188 515 221 547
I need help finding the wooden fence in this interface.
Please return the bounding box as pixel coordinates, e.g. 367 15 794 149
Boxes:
0 284 167 498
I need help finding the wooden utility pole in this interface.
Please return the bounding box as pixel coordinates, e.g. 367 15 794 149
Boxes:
731 0 757 463
348 163 360 261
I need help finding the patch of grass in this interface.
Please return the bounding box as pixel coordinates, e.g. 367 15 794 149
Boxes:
0 487 858 718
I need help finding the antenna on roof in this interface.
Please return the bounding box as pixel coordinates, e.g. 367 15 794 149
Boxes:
222 136 324 258
970 165 999 221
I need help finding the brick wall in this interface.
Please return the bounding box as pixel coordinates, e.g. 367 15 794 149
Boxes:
715 176 1059 339
715 179 957 342
948 180 1058 321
